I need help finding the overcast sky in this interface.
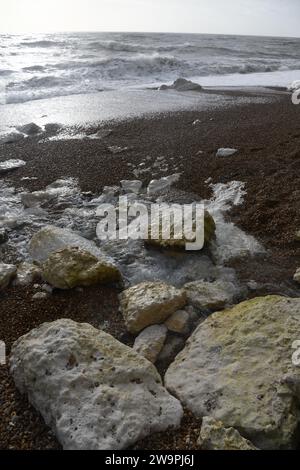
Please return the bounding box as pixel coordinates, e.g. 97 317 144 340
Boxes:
1 0 299 37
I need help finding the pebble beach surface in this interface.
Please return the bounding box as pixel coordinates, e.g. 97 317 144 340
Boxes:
1 89 300 449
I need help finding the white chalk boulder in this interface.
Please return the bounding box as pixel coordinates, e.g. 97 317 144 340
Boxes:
165 296 300 449
10 319 183 450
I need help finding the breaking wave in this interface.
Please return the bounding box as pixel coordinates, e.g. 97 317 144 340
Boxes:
1 31 300 103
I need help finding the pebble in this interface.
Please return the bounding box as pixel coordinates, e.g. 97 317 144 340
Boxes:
32 292 49 301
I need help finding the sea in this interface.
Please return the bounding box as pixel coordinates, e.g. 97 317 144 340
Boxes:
1 31 300 104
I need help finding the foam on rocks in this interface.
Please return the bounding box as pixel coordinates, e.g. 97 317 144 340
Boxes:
0 159 26 174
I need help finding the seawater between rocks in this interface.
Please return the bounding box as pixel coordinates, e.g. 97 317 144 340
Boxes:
0 172 264 302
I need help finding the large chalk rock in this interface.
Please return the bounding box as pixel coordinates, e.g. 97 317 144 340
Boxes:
29 226 107 263
0 263 17 290
10 319 183 450
120 282 187 334
198 417 258 450
184 279 238 311
165 296 300 449
42 246 121 289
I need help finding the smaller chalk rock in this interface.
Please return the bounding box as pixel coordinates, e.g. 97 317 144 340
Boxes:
216 148 238 158
157 335 186 366
32 292 49 301
165 310 191 335
119 282 187 334
198 417 258 450
133 325 168 363
184 279 237 311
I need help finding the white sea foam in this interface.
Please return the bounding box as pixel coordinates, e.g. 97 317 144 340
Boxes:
0 175 263 290
206 181 265 263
